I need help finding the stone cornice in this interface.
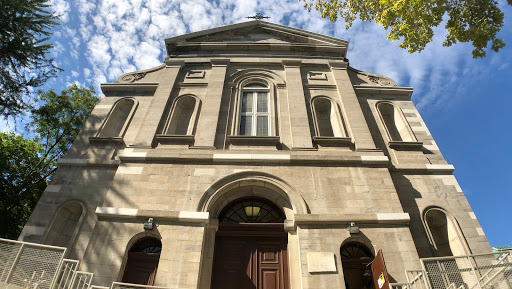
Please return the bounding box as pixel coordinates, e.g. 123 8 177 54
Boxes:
100 83 159 94
353 85 414 99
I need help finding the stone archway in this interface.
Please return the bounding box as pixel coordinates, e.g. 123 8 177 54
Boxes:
197 173 304 289
211 197 290 289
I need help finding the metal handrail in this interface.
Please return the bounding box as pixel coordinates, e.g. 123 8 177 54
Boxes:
111 282 171 289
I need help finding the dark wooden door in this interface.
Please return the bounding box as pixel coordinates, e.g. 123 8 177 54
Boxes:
122 252 160 285
211 227 289 289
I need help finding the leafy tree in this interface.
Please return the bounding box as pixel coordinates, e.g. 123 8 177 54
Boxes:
0 133 47 239
0 85 98 238
301 0 512 58
0 0 61 117
29 84 99 176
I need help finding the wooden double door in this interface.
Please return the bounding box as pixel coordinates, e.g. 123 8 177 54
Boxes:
122 252 159 285
211 225 289 289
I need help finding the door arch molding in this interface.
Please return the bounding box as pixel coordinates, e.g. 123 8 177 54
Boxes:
197 171 307 219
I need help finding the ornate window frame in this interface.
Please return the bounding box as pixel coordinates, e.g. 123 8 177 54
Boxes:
226 70 284 147
376 101 422 149
310 96 352 147
90 97 138 144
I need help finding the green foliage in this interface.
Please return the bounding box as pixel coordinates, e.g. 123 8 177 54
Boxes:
0 0 61 117
30 84 99 168
301 0 511 58
0 133 47 239
0 85 98 239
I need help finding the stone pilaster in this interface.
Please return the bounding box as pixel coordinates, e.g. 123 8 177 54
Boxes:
282 60 314 150
329 61 377 150
193 59 230 149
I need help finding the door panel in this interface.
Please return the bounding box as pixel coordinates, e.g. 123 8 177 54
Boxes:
122 253 160 285
261 268 279 289
212 235 289 289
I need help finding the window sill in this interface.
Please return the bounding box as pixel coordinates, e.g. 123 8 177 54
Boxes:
227 136 281 149
89 137 124 144
313 136 353 147
227 135 280 144
155 134 194 145
388 141 423 150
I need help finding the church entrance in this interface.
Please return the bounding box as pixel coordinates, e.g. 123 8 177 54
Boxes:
211 198 290 289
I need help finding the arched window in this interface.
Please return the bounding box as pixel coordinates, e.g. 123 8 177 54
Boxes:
45 201 85 249
424 208 469 257
377 102 415 142
340 242 375 289
97 98 137 138
218 198 286 223
238 83 271 136
122 237 162 285
164 95 200 135
312 96 346 137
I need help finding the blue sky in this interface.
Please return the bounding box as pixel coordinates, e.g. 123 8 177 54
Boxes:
4 0 512 246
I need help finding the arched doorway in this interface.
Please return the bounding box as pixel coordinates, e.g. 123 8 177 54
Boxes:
122 237 162 285
340 242 375 289
211 197 290 289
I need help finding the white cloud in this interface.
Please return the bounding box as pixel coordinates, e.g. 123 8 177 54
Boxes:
50 0 70 23
83 68 91 78
53 0 511 110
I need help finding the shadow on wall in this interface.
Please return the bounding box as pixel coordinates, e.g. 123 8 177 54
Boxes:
390 174 434 259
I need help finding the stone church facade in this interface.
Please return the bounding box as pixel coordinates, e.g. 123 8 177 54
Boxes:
19 21 491 289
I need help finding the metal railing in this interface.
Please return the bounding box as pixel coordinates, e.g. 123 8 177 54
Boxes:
110 282 170 289
56 259 80 289
391 250 512 289
0 238 66 289
69 271 94 289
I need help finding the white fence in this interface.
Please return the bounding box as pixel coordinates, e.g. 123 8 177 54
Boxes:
0 239 168 289
0 238 66 289
391 250 512 289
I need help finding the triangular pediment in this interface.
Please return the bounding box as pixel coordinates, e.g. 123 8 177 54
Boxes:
165 20 348 47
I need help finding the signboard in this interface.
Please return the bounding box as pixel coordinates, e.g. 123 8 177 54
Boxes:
371 249 390 289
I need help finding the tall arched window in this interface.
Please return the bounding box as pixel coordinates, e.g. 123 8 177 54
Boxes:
424 208 470 257
312 96 346 137
377 102 415 142
97 98 137 138
122 237 162 286
45 201 85 249
164 95 200 135
340 242 375 289
238 83 270 136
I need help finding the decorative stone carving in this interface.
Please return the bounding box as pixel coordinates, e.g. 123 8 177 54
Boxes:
367 75 393 86
118 72 146 83
348 67 397 87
